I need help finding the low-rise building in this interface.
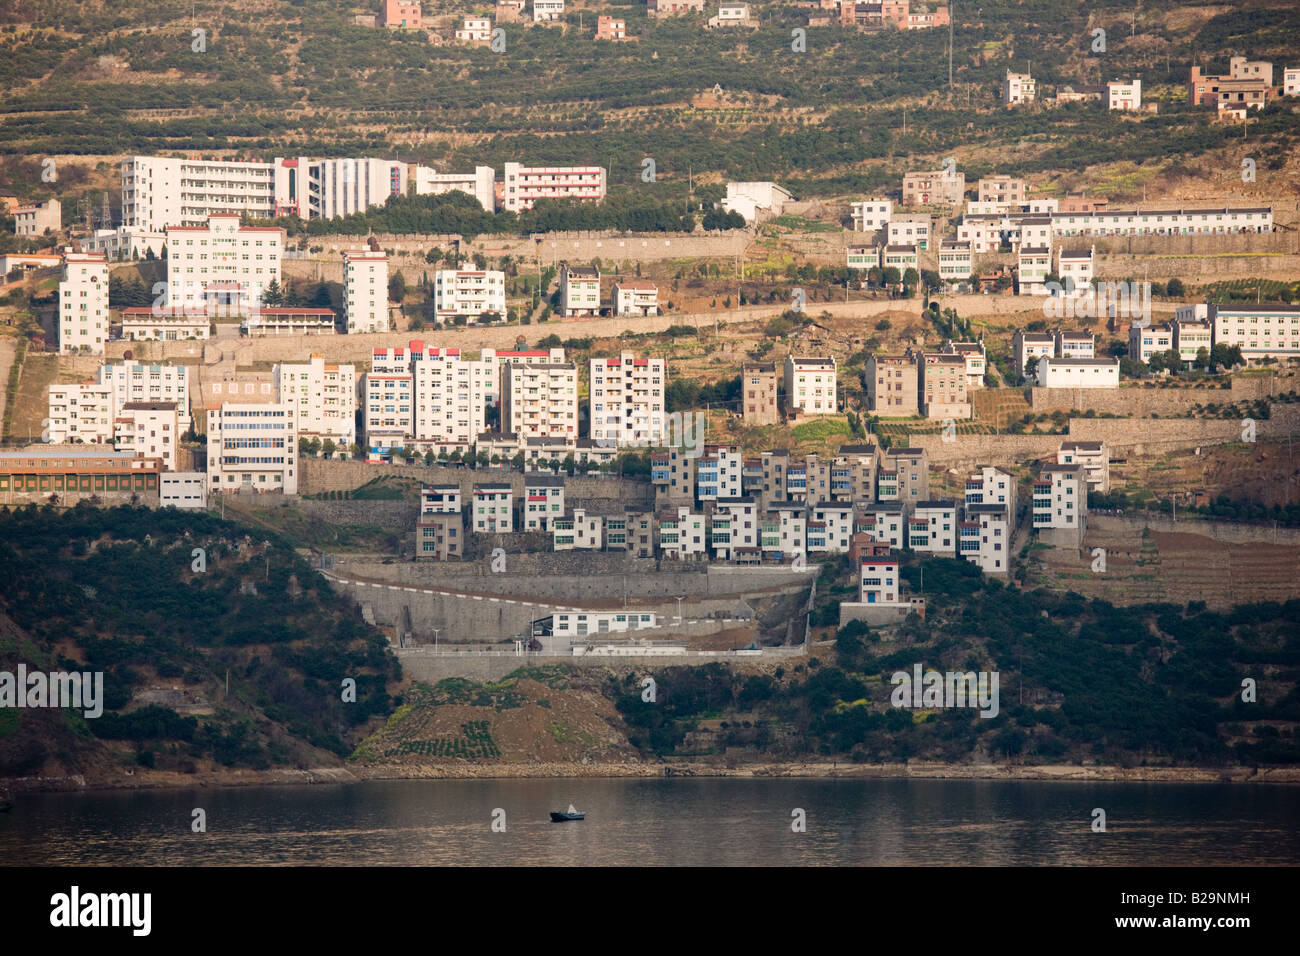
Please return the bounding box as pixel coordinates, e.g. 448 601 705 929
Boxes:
553 508 604 551
938 240 973 287
881 243 919 277
0 446 160 504
1056 246 1095 294
883 446 929 503
647 0 705 17
857 551 904 605
119 307 211 342
658 506 707 560
595 15 630 40
784 355 837 415
1011 329 1055 378
978 176 1027 205
46 382 115 444
909 500 958 554
1018 246 1052 295
14 198 61 237
707 2 751 27
1107 79 1142 111
522 474 565 531
914 350 971 420
961 504 1011 574
710 497 759 560
939 340 986 389
413 165 496 213
533 0 564 21
887 215 932 251
160 472 207 509
1032 464 1087 531
1054 328 1096 359
455 17 493 43
859 502 906 550
1128 322 1174 363
240 307 337 336
1171 315 1213 365
720 181 792 223
1003 70 1036 106
1057 441 1108 494
114 401 179 472
471 482 515 533
741 362 779 425
611 280 658 316
1036 357 1120 388
903 169 965 206
433 265 506 324
1185 302 1300 363
851 198 892 233
501 162 606 213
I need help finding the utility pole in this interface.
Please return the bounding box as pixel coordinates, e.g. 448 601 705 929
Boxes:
948 1 953 90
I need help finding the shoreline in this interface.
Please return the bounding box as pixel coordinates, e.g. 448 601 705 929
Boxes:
6 760 1300 794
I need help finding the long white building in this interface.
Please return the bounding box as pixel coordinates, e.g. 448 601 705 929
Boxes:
165 214 282 313
274 354 357 451
59 252 109 354
413 165 495 212
277 157 407 221
501 162 606 213
1050 206 1272 238
589 352 665 447
344 249 389 333
1178 302 1300 362
46 382 115 444
207 403 298 494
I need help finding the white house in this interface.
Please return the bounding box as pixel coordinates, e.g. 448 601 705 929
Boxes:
1036 357 1120 388
344 250 388 333
720 182 792 223
851 198 892 233
908 500 958 555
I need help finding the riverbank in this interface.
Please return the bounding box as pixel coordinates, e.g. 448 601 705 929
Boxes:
6 760 1299 794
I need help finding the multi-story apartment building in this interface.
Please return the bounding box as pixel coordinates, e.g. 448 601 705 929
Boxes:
521 475 565 531
903 169 965 206
342 250 388 334
965 465 1017 513
1032 464 1087 531
206 403 297 494
909 500 957 554
961 504 1011 574
1017 246 1052 295
433 265 506 323
659 506 707 560
882 447 929 503
784 355 837 415
1107 79 1142 110
978 176 1027 205
1171 315 1213 365
501 162 606 213
741 362 779 425
502 360 578 440
765 503 807 559
1050 206 1272 238
851 198 892 233
383 0 423 28
411 347 492 446
471 482 514 533
417 484 463 560
816 444 879 504
696 445 743 502
279 157 407 221
938 240 973 287
14 199 60 236
1056 246 1095 293
1037 357 1120 388
809 501 854 554
553 508 604 551
1054 328 1096 359
413 165 496 212
589 352 665 448
1003 70 1036 106
1057 440 1109 494
361 371 413 454
868 353 920 416
611 280 659 316
421 483 463 513
46 382 114 444
59 252 109 354
1179 303 1300 362
709 497 759 560
122 157 277 230
913 350 970 420
484 346 566 408
652 446 696 504
274 354 356 451
98 360 192 432
860 502 906 550
560 264 601 317
1011 329 1056 378
1128 322 1174 363
114 401 179 472
939 340 986 389
887 216 932 251
165 214 282 313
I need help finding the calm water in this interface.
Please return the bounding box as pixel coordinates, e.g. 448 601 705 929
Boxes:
1 778 1296 866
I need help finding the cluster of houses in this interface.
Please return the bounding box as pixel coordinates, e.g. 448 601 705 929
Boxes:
411 440 1109 598
800 0 950 30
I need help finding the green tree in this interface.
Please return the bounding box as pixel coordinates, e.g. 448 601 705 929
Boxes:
321 438 337 459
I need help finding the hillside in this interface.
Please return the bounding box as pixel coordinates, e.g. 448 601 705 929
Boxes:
0 503 401 785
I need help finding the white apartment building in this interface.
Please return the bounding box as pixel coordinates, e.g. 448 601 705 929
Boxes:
858 553 904 605
502 360 578 440
277 157 407 221
851 198 892 233
501 162 606 213
455 17 492 42
809 501 854 554
720 181 793 223
99 360 192 432
909 500 957 555
553 508 603 551
533 0 564 21
160 473 208 509
1054 329 1096 359
14 199 60 236
1129 323 1174 363
696 445 743 502
611 280 659 316
1171 316 1213 364
421 484 462 514
940 340 986 388
860 502 905 550
589 352 665 448
165 214 282 313
413 165 496 212
1032 464 1087 531
471 483 514 533
1018 246 1052 295
658 506 707 560
361 372 413 453
1011 330 1055 378
938 240 973 286
122 156 277 230
1036 357 1120 388
1051 207 1272 238
522 475 566 531
206 403 298 494
1003 70 1036 106
59 252 109 354
344 249 388 334
784 356 837 416
274 355 357 450
888 216 932 251
433 265 506 322
764 504 806 559
560 264 601 317
1181 303 1300 362
114 401 179 472
1056 246 1095 294
960 505 1011 575
412 348 492 446
1058 440 1109 494
710 498 759 560
1108 79 1142 110
964 466 1016 512
484 346 567 407
46 383 114 444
